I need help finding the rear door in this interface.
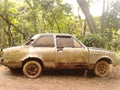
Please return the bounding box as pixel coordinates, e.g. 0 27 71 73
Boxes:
32 35 56 68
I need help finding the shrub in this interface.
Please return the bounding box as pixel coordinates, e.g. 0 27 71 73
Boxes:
82 34 105 48
112 39 120 51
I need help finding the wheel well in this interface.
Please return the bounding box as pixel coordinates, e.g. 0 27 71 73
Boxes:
22 57 44 69
97 58 112 64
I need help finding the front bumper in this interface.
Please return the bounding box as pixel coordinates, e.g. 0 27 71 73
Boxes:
0 58 22 68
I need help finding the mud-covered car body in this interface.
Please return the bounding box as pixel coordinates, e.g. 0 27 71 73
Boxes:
0 34 118 78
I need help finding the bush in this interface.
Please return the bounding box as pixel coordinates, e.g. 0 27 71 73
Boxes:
82 34 105 48
112 39 120 51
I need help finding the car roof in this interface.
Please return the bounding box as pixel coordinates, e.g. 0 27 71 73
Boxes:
34 33 72 37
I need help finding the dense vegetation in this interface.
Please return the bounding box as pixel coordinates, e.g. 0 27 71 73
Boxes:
0 0 120 57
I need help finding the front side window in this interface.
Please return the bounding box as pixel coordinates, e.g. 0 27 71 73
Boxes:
73 38 83 48
33 35 54 47
56 36 73 48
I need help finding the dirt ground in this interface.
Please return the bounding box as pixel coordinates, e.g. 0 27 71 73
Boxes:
0 65 120 90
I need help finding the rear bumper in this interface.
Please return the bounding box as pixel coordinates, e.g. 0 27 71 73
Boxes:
0 58 22 68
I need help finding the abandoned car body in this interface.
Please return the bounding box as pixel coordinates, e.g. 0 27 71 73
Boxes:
0 34 118 78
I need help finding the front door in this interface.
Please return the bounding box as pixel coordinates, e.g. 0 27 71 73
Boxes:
55 36 89 68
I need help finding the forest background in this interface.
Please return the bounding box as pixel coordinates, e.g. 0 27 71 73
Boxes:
0 0 120 59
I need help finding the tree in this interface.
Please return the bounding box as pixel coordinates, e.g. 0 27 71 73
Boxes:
101 0 110 34
0 0 28 46
77 0 97 34
100 0 120 50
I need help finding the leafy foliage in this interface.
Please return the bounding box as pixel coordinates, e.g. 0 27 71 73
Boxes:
100 0 120 50
82 34 105 48
0 0 119 55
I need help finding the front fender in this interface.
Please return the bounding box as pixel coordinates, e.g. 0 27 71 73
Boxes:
89 55 116 67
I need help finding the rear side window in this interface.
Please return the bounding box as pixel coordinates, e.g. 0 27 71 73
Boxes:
33 35 54 47
56 36 73 48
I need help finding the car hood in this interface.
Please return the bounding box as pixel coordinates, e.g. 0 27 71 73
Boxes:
88 47 112 53
89 47 106 50
88 47 117 57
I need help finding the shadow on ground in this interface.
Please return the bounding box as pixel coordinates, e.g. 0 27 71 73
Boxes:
10 68 96 78
43 69 95 77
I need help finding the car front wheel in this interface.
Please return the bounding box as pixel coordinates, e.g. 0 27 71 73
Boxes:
94 61 111 77
23 60 42 78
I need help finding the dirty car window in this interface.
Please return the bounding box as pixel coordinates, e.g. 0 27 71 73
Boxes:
56 36 73 48
33 36 54 47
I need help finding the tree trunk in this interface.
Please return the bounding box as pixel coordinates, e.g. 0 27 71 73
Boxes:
77 0 97 34
101 0 105 34
101 0 110 34
82 20 87 37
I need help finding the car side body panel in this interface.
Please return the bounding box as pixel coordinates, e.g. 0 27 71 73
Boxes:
0 34 118 70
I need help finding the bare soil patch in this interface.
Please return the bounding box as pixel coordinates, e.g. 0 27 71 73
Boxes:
0 65 120 90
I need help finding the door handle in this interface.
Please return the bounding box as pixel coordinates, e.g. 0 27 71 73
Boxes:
57 48 63 52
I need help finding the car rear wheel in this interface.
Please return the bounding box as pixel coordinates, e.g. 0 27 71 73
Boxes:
94 61 111 77
23 60 42 78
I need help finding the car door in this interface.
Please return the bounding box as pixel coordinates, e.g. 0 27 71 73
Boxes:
32 35 56 68
55 36 89 68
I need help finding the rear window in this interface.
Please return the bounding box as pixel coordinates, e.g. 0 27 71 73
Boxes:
33 35 54 47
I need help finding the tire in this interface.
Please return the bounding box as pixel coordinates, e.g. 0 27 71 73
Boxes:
23 60 42 78
94 61 111 77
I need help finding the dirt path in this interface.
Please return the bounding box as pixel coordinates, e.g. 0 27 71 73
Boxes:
0 65 120 90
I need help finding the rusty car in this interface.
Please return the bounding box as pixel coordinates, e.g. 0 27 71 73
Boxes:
0 33 118 78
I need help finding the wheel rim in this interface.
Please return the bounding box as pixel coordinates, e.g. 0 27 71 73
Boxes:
23 61 42 78
94 61 110 77
97 63 108 75
26 63 39 76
